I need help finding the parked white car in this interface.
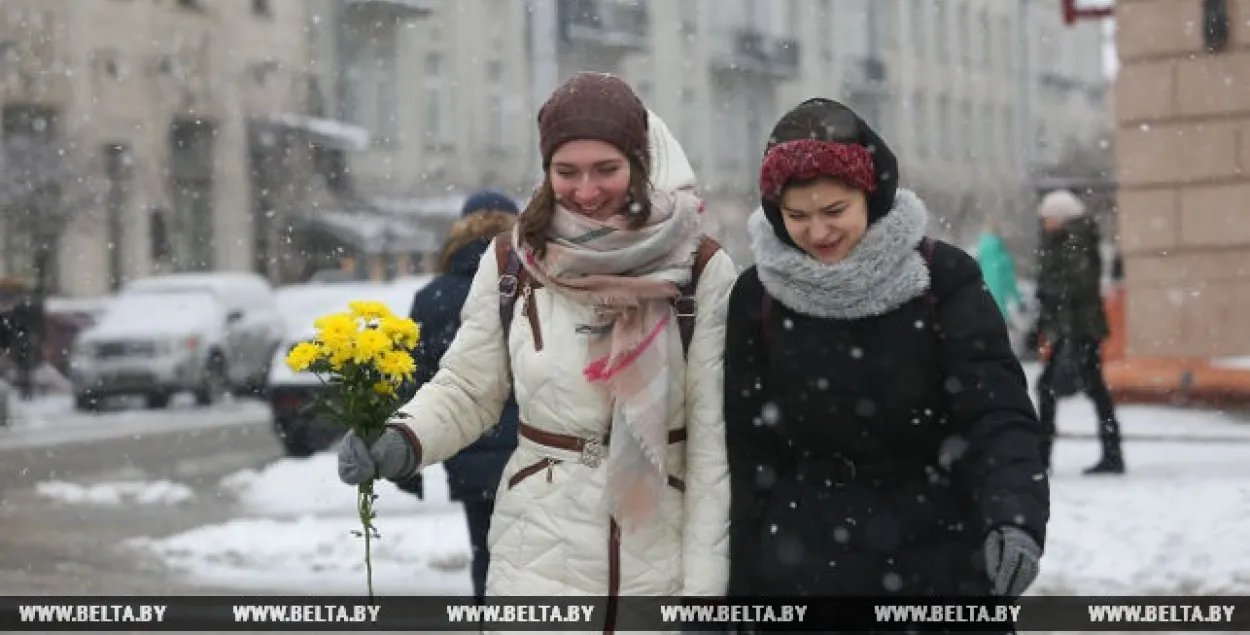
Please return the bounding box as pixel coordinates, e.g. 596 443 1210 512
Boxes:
69 291 231 410
121 272 284 394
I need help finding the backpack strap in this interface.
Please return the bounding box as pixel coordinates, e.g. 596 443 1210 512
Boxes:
919 237 940 332
675 236 722 358
760 292 773 351
495 232 527 342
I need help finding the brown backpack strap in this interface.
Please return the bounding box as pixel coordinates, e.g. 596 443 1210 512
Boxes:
760 292 773 351
495 232 525 342
675 236 722 358
918 237 939 332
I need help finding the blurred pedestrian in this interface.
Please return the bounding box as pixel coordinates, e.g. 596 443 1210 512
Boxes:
337 72 736 623
393 189 522 604
1034 189 1124 475
723 98 1049 607
976 220 1022 320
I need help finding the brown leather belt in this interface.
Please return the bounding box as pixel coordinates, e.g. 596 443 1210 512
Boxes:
519 422 687 468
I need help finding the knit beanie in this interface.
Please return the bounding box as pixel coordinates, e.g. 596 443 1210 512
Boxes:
461 189 519 218
537 72 650 171
1037 189 1086 220
758 98 899 247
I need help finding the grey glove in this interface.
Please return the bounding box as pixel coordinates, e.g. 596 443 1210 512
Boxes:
984 526 1041 597
337 427 418 485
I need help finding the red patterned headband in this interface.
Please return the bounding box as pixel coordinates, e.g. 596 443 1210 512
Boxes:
759 139 877 202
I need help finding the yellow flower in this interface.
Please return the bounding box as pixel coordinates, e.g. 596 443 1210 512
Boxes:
372 381 396 396
284 341 323 372
379 315 421 349
315 312 358 346
349 301 394 322
376 349 416 381
352 328 392 365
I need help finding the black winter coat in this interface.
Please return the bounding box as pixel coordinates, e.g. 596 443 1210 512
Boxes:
1036 217 1109 341
398 239 520 503
724 241 1049 597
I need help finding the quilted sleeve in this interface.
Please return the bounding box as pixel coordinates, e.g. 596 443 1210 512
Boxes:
391 239 513 469
681 249 737 595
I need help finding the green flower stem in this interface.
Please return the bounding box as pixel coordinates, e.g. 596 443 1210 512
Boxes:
357 478 377 602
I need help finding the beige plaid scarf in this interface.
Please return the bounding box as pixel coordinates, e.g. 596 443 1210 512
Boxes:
512 187 702 530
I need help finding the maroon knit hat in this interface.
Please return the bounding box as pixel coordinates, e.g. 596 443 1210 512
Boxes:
538 72 649 171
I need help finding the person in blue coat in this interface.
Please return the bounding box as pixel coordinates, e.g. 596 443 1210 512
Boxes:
396 189 520 603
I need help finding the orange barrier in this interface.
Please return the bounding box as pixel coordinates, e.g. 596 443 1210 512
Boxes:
1102 284 1126 362
1039 285 1250 408
1104 357 1250 409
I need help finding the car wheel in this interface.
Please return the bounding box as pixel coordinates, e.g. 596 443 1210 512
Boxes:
74 392 101 412
145 391 172 409
194 353 227 407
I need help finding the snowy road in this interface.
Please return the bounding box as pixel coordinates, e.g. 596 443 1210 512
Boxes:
0 398 282 595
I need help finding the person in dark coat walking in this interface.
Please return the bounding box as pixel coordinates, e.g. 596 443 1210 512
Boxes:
723 99 1049 607
1034 189 1124 475
397 189 521 603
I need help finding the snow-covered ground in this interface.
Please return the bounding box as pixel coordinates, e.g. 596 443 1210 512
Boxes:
108 360 1250 596
35 479 195 506
126 457 472 595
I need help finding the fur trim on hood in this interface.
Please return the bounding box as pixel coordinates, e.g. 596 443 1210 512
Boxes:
438 210 517 274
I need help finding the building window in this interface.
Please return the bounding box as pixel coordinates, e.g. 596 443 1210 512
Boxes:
1002 105 1015 159
960 101 974 161
999 16 1013 71
342 31 399 145
981 104 996 160
486 60 506 151
252 0 271 17
911 0 926 58
375 33 399 143
177 0 205 11
681 87 700 168
957 5 970 67
934 1 948 63
424 52 450 146
912 92 928 159
679 0 697 37
979 10 992 69
102 143 131 290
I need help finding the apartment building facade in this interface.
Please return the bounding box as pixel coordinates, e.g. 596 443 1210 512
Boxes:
2 0 1109 296
0 0 353 296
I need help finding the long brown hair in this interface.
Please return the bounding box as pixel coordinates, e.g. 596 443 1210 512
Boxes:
517 157 653 259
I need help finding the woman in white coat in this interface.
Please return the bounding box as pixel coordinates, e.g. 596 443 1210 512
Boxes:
337 72 735 630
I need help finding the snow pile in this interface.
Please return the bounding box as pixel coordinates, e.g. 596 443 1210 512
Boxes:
36 479 195 506
126 512 472 595
124 454 471 594
219 453 458 516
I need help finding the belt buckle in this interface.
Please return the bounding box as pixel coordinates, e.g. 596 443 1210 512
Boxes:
580 437 606 468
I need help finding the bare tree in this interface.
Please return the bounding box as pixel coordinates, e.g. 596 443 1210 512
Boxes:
0 134 102 295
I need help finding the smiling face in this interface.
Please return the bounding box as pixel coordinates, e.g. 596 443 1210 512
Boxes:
548 139 632 221
779 177 870 264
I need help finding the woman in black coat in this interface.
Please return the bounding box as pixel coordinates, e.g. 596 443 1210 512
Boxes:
724 99 1050 601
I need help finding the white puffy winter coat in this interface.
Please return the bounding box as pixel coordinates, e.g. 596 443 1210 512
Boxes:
392 113 734 632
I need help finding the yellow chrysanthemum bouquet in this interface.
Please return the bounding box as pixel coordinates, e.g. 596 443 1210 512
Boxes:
284 300 420 598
